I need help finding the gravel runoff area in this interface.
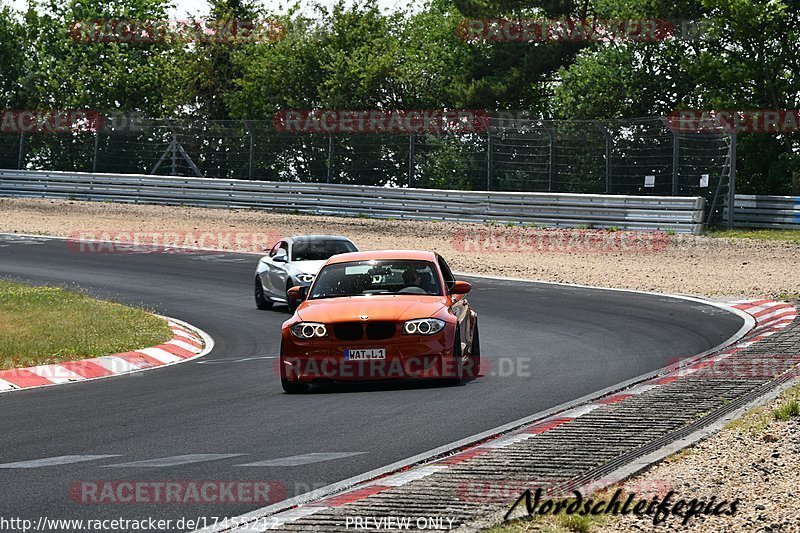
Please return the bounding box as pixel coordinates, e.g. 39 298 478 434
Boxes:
596 381 800 533
1 197 799 298
2 197 799 532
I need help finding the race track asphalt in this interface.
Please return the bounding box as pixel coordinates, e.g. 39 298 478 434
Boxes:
0 235 744 530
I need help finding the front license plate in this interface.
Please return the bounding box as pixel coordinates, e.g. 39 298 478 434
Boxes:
344 348 386 361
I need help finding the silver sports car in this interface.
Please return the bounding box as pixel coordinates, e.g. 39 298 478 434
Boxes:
254 235 357 312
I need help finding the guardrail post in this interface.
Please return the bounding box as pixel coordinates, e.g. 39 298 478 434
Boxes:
672 132 680 195
727 133 737 229
408 133 415 187
17 131 25 169
543 123 554 192
486 127 493 191
596 122 612 194
92 130 100 173
171 130 178 176
245 120 254 180
327 132 334 183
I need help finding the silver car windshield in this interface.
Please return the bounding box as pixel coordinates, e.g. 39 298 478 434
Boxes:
309 260 442 299
291 239 356 261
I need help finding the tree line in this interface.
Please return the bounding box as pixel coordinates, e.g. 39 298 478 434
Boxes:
0 0 797 194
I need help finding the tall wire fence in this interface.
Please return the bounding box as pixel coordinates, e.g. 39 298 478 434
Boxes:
0 116 735 225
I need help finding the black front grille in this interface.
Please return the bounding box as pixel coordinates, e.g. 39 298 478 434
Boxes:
334 322 362 341
333 322 398 341
366 322 396 340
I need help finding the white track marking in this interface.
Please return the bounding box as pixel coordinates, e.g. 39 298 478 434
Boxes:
559 404 601 418
104 454 244 468
0 379 16 391
238 452 365 467
372 466 448 487
479 433 535 449
136 347 183 364
622 384 658 395
172 330 202 343
0 455 120 468
91 356 140 373
167 339 203 353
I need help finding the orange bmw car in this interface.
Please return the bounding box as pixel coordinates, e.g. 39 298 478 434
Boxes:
279 250 479 393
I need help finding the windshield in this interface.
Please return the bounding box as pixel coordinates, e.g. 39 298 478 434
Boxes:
309 260 442 299
291 239 356 261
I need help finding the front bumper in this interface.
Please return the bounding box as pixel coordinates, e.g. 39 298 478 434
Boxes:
280 327 458 382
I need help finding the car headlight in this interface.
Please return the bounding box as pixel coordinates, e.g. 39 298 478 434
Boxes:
296 274 315 284
290 322 328 339
402 318 445 335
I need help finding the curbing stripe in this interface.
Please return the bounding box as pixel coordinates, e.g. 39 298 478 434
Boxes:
0 316 213 395
26 364 85 383
58 360 114 378
371 466 449 487
0 379 16 391
317 485 392 507
92 356 141 374
138 347 185 364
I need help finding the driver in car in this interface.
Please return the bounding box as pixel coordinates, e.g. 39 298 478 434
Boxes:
402 267 421 287
402 267 435 294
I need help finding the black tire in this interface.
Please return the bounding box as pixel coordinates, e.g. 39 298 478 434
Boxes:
255 276 273 310
281 377 309 394
465 323 481 379
286 281 299 313
447 327 464 385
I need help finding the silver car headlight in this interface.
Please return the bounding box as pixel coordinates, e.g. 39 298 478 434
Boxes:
290 322 328 339
402 318 445 335
296 274 315 284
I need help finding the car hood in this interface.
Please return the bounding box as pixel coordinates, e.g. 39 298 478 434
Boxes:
296 295 447 323
290 260 327 275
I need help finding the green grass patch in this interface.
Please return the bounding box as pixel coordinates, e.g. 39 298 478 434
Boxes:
486 511 611 533
773 398 800 421
0 280 172 370
707 228 800 243
726 383 800 434
484 492 614 533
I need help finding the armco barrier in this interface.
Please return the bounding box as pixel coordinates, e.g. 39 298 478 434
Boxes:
725 195 800 229
0 169 706 234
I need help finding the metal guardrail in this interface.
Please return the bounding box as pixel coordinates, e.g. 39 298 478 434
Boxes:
725 195 800 229
0 169 707 234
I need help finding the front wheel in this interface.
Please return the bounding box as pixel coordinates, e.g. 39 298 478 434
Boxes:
447 328 464 385
464 323 481 379
281 377 309 394
255 276 273 310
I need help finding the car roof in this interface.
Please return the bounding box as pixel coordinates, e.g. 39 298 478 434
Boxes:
325 250 438 265
286 235 353 243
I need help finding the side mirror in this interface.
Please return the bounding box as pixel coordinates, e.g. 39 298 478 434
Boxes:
450 281 471 295
273 251 288 263
287 286 304 300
